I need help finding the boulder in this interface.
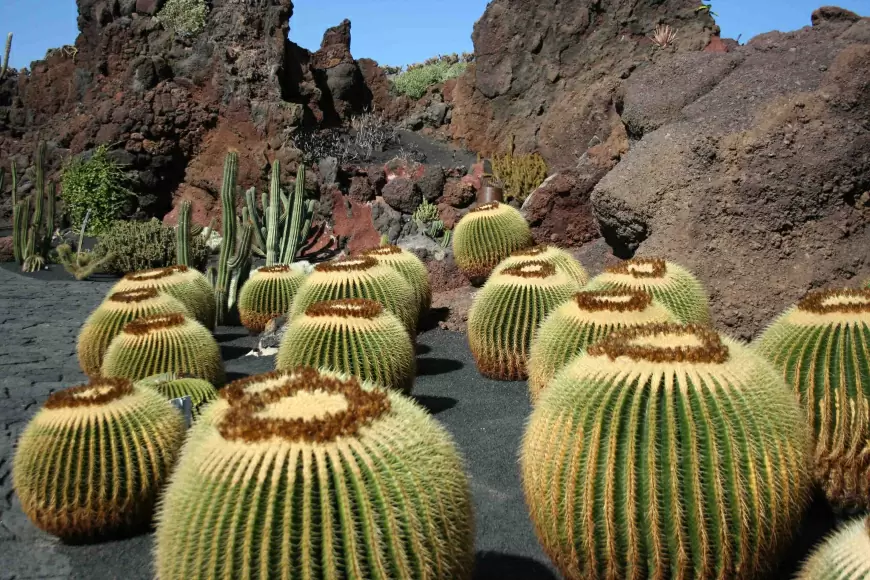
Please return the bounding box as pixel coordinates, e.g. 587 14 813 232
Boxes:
371 197 404 242
416 164 446 202
381 177 421 214
442 178 476 208
348 175 376 202
522 168 604 247
0 236 13 262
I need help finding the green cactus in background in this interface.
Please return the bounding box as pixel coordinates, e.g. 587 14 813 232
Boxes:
277 299 416 394
585 257 711 324
797 516 870 580
135 373 217 419
237 264 307 333
452 201 533 282
490 135 548 203
362 244 432 313
468 260 577 380
101 313 226 386
0 33 11 80
175 200 192 267
16 142 56 273
754 288 870 513
12 378 185 541
492 244 590 289
521 323 812 580
154 367 474 580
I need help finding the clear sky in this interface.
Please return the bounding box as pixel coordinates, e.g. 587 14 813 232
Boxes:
1 0 869 70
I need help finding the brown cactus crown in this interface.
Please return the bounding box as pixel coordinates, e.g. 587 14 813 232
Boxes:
258 265 292 274
587 323 729 364
219 370 300 403
501 260 557 279
315 256 378 273
797 288 870 315
510 245 549 257
470 201 500 213
574 289 653 312
45 378 134 409
122 312 187 335
305 298 383 319
123 264 188 281
363 245 402 256
218 366 391 444
108 288 160 303
605 258 667 279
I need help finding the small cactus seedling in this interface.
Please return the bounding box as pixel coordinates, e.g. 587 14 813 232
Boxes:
237 264 307 333
492 244 589 289
754 288 870 512
362 244 432 314
467 260 577 380
12 378 185 540
76 288 191 377
797 515 870 580
452 201 533 282
135 373 217 420
277 298 415 393
521 323 811 580
154 367 475 579
109 265 216 330
585 257 711 324
101 313 226 386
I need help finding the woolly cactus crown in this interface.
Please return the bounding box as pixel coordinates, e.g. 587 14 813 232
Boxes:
362 244 432 312
493 244 589 288
238 264 307 333
452 200 533 280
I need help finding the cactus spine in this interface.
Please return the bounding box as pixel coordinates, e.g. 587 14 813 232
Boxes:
237 264 307 333
110 265 216 330
493 244 590 289
176 200 191 266
797 516 870 580
362 244 432 313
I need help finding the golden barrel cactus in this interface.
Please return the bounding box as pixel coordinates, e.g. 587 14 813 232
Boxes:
362 244 432 314
238 264 307 333
135 373 218 420
109 265 216 330
452 201 533 281
797 516 870 580
492 244 589 288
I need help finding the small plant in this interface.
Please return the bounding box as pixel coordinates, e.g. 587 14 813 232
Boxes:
56 210 114 280
94 218 209 275
695 2 718 17
412 198 452 248
489 135 548 203
156 0 209 37
452 201 534 281
392 59 467 100
61 145 133 234
349 110 398 158
650 23 678 48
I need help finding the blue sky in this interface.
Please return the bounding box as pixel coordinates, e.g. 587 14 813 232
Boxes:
1 0 868 70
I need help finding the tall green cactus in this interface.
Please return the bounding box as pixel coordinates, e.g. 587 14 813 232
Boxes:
20 142 55 273
176 200 191 266
0 33 11 80
281 163 307 263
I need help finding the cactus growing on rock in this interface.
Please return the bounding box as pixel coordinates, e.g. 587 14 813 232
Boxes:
12 378 185 540
110 265 216 330
754 288 870 512
521 323 811 580
154 367 475 579
135 373 217 420
277 298 415 393
797 516 870 580
468 260 577 380
452 201 533 281
362 244 432 313
492 244 590 289
237 264 307 333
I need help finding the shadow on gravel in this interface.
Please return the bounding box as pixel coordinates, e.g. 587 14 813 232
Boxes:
419 307 450 332
221 345 252 361
473 552 558 580
415 343 432 355
216 332 250 343
411 394 457 415
416 357 463 376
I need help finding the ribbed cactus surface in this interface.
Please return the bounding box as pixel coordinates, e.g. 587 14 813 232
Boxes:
468 260 577 380
277 298 415 393
585 257 711 324
109 265 217 330
362 244 432 314
101 313 226 386
754 288 870 512
290 255 418 334
154 367 474 579
13 378 185 540
493 244 589 288
238 264 307 333
135 373 218 419
527 289 675 402
797 516 870 580
452 201 533 281
521 323 811 580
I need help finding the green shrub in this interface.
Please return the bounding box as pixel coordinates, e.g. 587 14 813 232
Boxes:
61 146 133 234
156 0 209 37
392 61 467 100
94 219 209 275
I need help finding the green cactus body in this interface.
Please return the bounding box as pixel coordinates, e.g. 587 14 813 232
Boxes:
77 288 192 378
362 244 432 314
452 201 533 281
584 257 711 324
527 289 676 402
12 378 185 540
109 265 217 330
135 374 218 419
101 313 226 386
521 323 812 580
290 255 418 334
754 288 870 512
276 298 415 394
154 367 475 579
493 244 590 289
797 516 870 580
467 260 577 380
238 264 307 333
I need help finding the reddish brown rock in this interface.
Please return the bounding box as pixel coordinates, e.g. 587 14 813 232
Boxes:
381 177 421 214
348 175 376 202
441 178 476 208
437 203 463 230
329 189 381 254
0 236 13 262
704 36 730 53
135 0 162 14
522 168 605 247
430 285 475 332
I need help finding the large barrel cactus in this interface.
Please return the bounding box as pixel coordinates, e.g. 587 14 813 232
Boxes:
492 244 589 289
797 516 870 580
754 288 870 512
521 323 812 580
290 255 418 334
101 313 226 386
135 373 218 420
468 260 576 380
12 378 185 540
585 257 711 324
237 264 307 333
109 265 216 330
527 289 675 402
277 298 415 394
452 201 533 281
362 244 432 313
154 367 475 579
76 288 191 378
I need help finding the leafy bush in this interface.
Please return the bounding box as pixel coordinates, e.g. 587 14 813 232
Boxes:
61 146 133 234
94 219 210 275
392 61 467 100
156 0 209 37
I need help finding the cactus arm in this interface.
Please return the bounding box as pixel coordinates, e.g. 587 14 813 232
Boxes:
10 159 17 207
12 198 26 264
280 164 306 264
24 145 46 268
265 162 280 266
244 187 268 251
0 33 11 80
214 152 239 326
176 200 191 266
43 181 56 255
227 224 254 311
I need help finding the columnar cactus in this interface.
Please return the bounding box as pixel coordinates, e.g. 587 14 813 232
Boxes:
110 265 217 330
290 255 418 334
277 298 415 394
493 244 590 288
76 288 191 378
175 200 192 267
135 373 218 419
452 201 533 281
521 323 811 580
237 264 307 333
754 288 870 512
584 257 711 324
12 378 185 540
797 516 870 580
362 244 432 313
467 260 577 380
154 367 475 579
101 313 226 386
527 289 675 402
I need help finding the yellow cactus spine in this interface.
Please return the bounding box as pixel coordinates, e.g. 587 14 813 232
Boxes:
452 201 534 282
135 373 218 419
493 244 590 288
237 264 307 333
362 244 432 314
797 515 870 580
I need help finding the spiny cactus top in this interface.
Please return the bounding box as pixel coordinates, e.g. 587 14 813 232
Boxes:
468 259 577 380
290 255 418 334
101 312 226 386
155 367 474 580
238 264 307 333
452 201 534 281
797 516 870 580
12 378 185 540
110 264 217 330
521 323 811 580
135 372 218 420
585 257 711 324
362 244 432 313
754 287 870 512
527 289 676 402
493 244 589 288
